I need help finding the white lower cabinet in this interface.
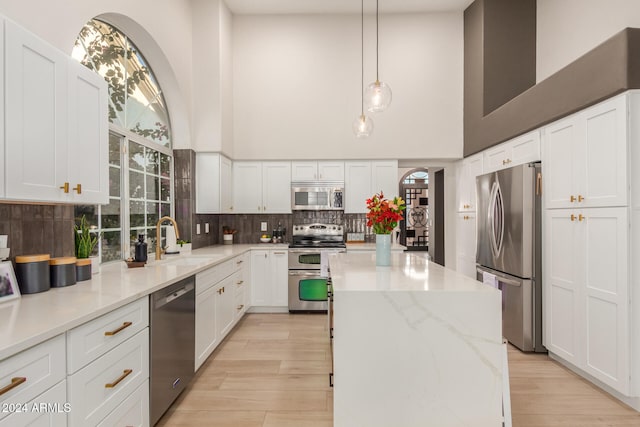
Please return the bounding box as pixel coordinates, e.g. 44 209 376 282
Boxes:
0 380 68 427
455 212 476 279
195 254 248 371
544 207 629 394
96 379 149 427
67 329 149 426
250 249 288 309
0 334 66 424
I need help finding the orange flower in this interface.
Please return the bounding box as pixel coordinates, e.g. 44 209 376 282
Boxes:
365 192 406 234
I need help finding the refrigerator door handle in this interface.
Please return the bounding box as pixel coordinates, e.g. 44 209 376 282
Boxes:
477 267 522 287
489 181 504 258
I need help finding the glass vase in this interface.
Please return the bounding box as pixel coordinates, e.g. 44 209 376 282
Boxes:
376 233 391 267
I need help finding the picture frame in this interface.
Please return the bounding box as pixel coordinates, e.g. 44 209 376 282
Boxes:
0 261 20 303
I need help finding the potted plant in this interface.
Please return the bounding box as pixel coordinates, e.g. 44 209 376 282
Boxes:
74 215 100 274
177 239 192 253
222 226 237 245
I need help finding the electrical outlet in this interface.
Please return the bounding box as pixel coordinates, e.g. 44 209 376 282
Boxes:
261 222 268 231
205 223 210 233
196 224 201 235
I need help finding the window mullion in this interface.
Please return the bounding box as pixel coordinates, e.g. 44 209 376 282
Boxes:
121 137 131 260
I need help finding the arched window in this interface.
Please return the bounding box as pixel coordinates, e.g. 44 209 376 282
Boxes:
72 19 174 262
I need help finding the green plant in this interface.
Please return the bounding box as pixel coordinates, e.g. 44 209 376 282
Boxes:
74 215 99 259
177 239 191 246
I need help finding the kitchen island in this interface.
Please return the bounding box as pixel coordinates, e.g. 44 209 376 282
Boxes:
330 251 504 427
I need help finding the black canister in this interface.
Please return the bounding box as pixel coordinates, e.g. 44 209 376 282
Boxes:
15 254 51 294
75 258 92 282
50 257 77 287
134 234 148 263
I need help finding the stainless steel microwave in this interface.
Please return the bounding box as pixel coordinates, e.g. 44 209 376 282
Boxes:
291 182 344 210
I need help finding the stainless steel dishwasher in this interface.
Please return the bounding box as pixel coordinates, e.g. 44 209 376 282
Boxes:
150 275 195 425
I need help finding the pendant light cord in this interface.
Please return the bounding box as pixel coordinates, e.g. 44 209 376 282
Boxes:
361 0 364 116
376 0 379 82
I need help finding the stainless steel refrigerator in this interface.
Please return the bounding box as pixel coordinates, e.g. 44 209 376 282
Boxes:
476 162 545 352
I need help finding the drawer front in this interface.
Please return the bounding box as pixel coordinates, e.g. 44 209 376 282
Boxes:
0 334 65 420
97 379 149 427
231 254 246 273
196 260 234 294
0 380 67 427
235 291 245 321
67 298 149 373
67 329 149 427
233 270 245 297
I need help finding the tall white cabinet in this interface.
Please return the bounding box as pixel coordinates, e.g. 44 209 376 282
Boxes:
454 154 482 278
542 92 634 397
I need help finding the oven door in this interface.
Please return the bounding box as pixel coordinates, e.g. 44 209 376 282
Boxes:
288 249 323 269
288 270 328 312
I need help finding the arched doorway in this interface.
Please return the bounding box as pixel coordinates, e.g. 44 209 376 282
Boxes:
399 169 429 251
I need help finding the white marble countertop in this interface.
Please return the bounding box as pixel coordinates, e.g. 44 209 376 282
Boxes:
330 251 493 292
0 243 287 361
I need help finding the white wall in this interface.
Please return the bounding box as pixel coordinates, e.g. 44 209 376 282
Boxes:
191 0 234 154
537 0 640 82
0 0 194 148
232 12 463 160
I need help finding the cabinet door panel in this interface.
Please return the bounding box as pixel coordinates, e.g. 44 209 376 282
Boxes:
5 21 68 201
455 212 476 278
195 285 217 371
510 130 540 165
345 162 371 213
271 250 289 306
220 155 233 213
543 117 577 209
196 153 221 213
543 210 580 363
262 162 291 213
251 250 270 306
291 161 317 181
583 208 628 393
233 162 262 213
372 160 399 199
483 144 509 173
67 61 108 204
319 161 345 181
216 278 235 338
581 97 628 207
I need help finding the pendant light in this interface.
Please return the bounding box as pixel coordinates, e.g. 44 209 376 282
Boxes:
364 0 392 113
353 0 373 138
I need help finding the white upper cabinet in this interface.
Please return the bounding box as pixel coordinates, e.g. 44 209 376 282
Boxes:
543 94 628 209
291 161 344 181
0 18 4 198
196 153 233 213
483 130 540 173
5 19 68 202
67 60 108 204
344 160 398 213
456 154 483 212
233 161 291 213
3 18 108 204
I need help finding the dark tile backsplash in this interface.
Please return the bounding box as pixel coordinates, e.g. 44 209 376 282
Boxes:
0 203 75 262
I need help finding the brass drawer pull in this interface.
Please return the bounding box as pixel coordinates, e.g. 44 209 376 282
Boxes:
237 304 244 310
73 184 82 194
0 377 27 396
578 195 584 202
570 214 576 221
570 195 576 202
105 369 132 388
104 321 133 336
59 182 69 193
236 260 243 265
217 288 223 295
578 214 585 221
236 280 244 285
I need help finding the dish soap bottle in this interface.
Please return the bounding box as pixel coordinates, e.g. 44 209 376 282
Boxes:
134 234 148 263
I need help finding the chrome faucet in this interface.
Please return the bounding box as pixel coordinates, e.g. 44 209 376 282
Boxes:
155 216 180 260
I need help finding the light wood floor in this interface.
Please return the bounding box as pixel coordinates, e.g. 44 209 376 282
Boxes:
157 313 640 427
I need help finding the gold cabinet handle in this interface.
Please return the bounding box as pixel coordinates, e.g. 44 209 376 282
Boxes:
236 280 244 285
536 173 542 196
578 195 584 202
59 182 69 193
230 206 233 211
463 215 469 220
237 304 244 310
578 214 585 221
570 214 576 221
0 377 27 396
570 195 576 203
217 288 223 295
236 260 243 265
73 184 82 194
105 369 132 389
104 321 133 336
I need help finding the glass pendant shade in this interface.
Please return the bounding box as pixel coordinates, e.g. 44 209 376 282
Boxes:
365 80 392 113
353 114 373 138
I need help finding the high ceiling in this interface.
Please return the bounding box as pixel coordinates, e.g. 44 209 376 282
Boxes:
224 0 475 15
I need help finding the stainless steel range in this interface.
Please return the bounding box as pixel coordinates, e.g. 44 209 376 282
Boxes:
288 223 345 312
